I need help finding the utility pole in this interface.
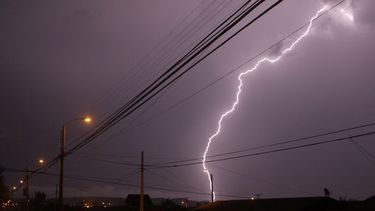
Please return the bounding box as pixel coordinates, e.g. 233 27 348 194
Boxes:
57 117 91 211
55 184 58 211
210 174 214 203
140 151 144 211
58 125 66 211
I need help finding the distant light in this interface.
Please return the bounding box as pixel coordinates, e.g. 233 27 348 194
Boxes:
12 186 16 190
83 117 92 123
19 180 24 184
38 159 44 164
251 197 255 200
84 203 92 209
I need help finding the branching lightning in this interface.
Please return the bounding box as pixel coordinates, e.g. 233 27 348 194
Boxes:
202 5 330 201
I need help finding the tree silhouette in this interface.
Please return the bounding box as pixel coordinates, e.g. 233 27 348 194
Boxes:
32 191 46 211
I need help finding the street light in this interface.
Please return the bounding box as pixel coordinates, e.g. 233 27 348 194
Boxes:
59 116 92 211
38 159 44 164
83 117 92 123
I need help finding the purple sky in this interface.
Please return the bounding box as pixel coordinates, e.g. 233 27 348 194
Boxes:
1 0 375 201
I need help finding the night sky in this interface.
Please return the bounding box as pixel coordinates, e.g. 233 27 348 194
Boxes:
1 0 375 201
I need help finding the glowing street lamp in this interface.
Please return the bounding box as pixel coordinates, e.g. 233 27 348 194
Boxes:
38 159 44 164
59 116 92 211
83 117 92 123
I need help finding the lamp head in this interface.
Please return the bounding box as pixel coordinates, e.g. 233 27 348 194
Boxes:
83 117 92 124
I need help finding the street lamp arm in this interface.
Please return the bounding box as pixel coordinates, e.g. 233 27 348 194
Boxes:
63 116 91 126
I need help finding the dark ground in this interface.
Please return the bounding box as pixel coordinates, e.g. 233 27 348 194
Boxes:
2 196 375 211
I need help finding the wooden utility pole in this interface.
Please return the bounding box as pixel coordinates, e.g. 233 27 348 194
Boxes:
210 173 214 203
140 151 144 211
58 125 66 211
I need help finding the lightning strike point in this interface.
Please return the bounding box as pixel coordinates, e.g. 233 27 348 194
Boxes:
202 5 330 201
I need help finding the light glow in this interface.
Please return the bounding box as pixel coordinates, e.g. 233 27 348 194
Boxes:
83 117 92 123
202 6 329 201
340 9 354 21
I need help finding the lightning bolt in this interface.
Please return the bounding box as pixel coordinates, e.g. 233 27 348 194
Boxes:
202 5 329 201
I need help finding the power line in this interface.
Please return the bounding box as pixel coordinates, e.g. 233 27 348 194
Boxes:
92 0 211 115
20 1 343 185
148 131 375 169
78 152 176 161
66 0 279 156
84 1 249 151
11 2 353 199
68 1 238 149
4 167 250 199
27 125 374 190
126 0 346 133
349 137 375 161
80 0 348 157
78 152 140 159
148 121 375 166
348 137 375 170
73 155 141 167
69 123 375 170
21 130 372 198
